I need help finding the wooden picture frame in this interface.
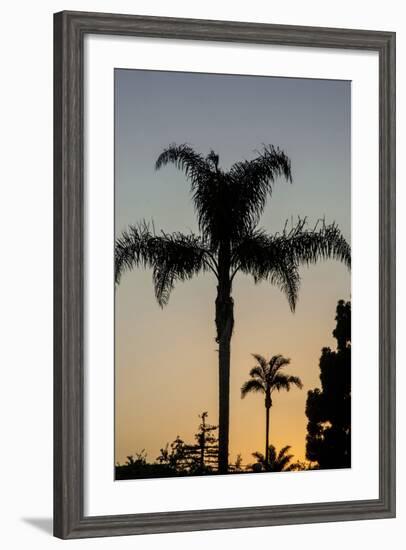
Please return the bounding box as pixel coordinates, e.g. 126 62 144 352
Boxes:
54 10 396 539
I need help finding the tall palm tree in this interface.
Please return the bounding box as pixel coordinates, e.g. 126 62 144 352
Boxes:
115 144 351 474
251 444 296 472
241 354 302 467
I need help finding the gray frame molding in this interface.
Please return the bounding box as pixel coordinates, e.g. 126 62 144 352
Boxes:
54 10 396 539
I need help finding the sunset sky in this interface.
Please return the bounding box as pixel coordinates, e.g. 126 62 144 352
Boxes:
114 69 351 468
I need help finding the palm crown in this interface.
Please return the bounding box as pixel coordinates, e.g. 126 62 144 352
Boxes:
252 444 296 472
241 354 303 404
115 143 350 473
115 144 350 309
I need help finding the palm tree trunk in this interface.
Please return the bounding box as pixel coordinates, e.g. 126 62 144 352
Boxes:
265 406 270 467
215 242 233 474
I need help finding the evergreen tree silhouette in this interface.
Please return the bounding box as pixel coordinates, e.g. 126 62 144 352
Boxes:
305 300 351 468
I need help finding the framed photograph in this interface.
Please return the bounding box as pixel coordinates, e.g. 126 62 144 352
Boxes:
54 10 396 539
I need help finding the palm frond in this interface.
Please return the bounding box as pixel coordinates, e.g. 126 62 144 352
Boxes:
277 445 292 461
228 145 292 236
275 445 294 471
115 221 153 283
241 379 265 398
276 454 294 470
275 217 351 270
252 353 268 371
252 451 265 462
268 354 289 370
287 375 303 389
252 445 296 472
269 355 291 378
274 355 291 368
253 445 294 471
155 144 224 245
115 222 209 306
267 445 277 465
195 145 292 247
248 365 266 380
152 231 209 306
233 230 300 311
233 217 350 311
273 373 303 392
155 143 211 190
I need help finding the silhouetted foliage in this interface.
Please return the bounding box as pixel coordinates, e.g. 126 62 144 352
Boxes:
156 435 189 475
249 445 299 472
291 459 318 471
229 453 244 473
190 411 219 473
157 412 218 474
115 412 315 479
241 354 302 466
116 412 218 479
115 450 176 479
305 300 351 469
115 144 351 473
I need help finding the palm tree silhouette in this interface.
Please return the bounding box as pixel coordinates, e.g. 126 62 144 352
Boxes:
251 444 297 472
115 144 350 474
241 354 303 467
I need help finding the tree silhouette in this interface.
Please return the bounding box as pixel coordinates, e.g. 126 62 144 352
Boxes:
114 410 312 478
305 300 351 469
250 444 297 472
190 411 218 473
241 354 302 466
157 435 189 474
229 453 244 473
116 450 175 479
115 144 351 473
156 412 218 474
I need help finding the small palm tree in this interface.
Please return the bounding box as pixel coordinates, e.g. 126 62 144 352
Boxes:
115 144 350 473
241 354 303 467
251 444 296 472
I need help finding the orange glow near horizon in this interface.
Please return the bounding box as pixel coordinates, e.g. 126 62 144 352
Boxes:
115 262 349 467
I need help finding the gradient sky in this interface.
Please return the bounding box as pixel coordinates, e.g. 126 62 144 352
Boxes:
114 68 351 468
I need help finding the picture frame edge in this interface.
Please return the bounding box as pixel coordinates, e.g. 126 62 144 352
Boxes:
58 497 395 539
53 10 396 540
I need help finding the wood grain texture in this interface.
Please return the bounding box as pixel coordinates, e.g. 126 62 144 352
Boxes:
53 10 396 539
